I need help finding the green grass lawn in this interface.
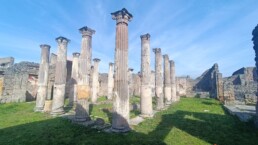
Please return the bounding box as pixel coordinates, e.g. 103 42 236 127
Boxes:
0 97 258 145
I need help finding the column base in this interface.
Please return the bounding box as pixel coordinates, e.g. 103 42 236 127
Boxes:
111 126 131 133
34 107 44 112
165 101 172 105
74 116 91 122
50 109 65 116
43 100 52 112
140 113 154 118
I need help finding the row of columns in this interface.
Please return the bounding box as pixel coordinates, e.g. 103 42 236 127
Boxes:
35 8 178 133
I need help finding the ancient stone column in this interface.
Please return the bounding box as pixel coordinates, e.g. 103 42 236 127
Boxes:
91 58 100 103
75 26 95 122
252 24 258 128
68 52 80 107
163 54 172 105
111 8 133 132
128 68 134 97
140 33 153 117
107 63 114 100
170 60 177 102
51 37 69 115
153 48 164 110
35 44 50 112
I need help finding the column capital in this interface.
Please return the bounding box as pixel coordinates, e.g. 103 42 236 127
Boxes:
73 52 80 57
128 68 134 72
153 48 161 53
140 33 151 40
163 54 169 59
40 44 51 49
109 62 114 66
55 36 70 44
169 60 175 65
93 58 101 62
79 26 95 37
111 8 133 25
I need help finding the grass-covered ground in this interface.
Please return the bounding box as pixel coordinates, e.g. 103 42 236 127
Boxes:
0 97 258 145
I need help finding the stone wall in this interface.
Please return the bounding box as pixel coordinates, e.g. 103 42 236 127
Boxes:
0 57 14 68
224 67 257 105
0 61 39 103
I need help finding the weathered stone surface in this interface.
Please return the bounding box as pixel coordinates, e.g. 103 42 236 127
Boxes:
107 63 114 100
0 57 14 68
51 36 70 115
128 68 134 97
68 52 80 107
140 33 153 117
35 44 50 112
163 54 171 104
170 60 177 102
92 58 100 103
153 48 164 110
0 61 39 103
111 8 132 132
75 26 95 122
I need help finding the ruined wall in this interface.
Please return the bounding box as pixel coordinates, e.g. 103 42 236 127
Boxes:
0 57 14 68
99 73 108 96
224 67 257 105
0 61 39 103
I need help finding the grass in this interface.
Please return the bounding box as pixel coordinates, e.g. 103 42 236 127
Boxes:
0 97 257 145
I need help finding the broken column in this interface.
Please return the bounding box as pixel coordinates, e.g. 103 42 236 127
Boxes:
111 8 133 132
170 60 177 102
128 68 134 97
35 44 50 112
51 37 69 115
91 58 100 103
75 26 95 122
140 33 153 117
163 54 172 105
107 63 114 100
68 52 80 107
252 24 258 128
153 48 164 110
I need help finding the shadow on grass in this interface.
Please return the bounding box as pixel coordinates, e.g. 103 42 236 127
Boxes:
1 108 258 145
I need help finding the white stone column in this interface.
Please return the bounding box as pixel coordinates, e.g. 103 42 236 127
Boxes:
51 37 69 115
68 52 80 107
153 48 164 110
111 8 133 132
35 44 50 112
163 54 172 105
170 60 177 102
140 33 153 117
76 26 95 122
91 58 100 103
107 63 114 100
128 68 134 97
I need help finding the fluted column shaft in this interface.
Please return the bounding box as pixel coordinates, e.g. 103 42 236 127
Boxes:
170 60 177 102
107 63 114 100
111 8 132 132
68 52 80 107
140 34 153 117
75 26 95 121
91 58 100 103
35 44 50 112
153 48 164 110
163 55 171 104
51 37 69 115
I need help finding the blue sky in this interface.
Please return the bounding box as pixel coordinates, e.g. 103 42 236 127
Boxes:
0 0 258 78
